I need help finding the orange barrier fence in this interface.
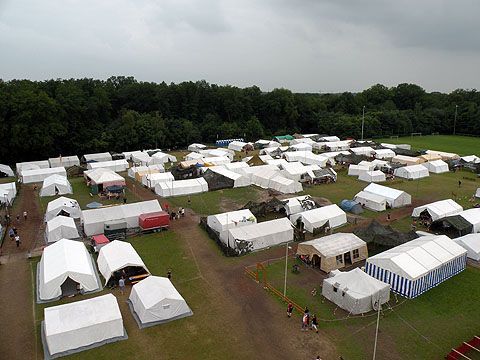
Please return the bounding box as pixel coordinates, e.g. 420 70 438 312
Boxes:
445 336 480 359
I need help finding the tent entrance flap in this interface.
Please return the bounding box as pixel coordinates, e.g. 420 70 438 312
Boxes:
61 277 80 297
312 254 321 268
344 252 352 265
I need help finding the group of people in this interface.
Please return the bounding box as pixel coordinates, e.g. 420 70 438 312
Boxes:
169 207 185 220
5 211 27 248
286 304 319 334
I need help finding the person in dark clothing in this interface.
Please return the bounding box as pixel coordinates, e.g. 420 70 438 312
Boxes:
167 269 172 280
287 303 294 317
311 314 319 333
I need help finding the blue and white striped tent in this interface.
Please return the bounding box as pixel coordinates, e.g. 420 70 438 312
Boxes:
365 235 467 299
215 139 244 147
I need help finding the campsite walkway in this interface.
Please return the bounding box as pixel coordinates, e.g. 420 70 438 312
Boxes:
0 185 42 360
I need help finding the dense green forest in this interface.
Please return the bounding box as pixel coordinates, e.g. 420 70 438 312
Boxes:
1 77 479 163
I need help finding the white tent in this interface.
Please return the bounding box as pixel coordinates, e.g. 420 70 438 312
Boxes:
317 135 339 142
129 276 193 328
373 149 395 160
237 164 279 182
84 168 125 186
242 154 273 163
458 208 480 233
39 175 73 197
228 141 251 152
281 162 320 182
453 234 480 261
281 195 317 216
125 151 152 166
289 143 313 152
150 152 177 165
97 240 149 285
21 167 66 184
394 165 429 180
82 152 112 163
322 269 390 314
223 161 250 174
45 197 81 222
185 152 205 161
265 158 290 168
142 172 175 188
38 239 100 301
350 146 374 156
208 167 251 188
87 159 129 172
348 164 370 176
127 164 164 179
0 182 17 205
358 170 386 183
154 178 208 197
268 175 303 194
412 199 463 221
392 155 423 166
283 151 331 167
461 155 480 164
0 164 14 177
16 160 50 174
188 143 207 152
426 150 460 161
202 156 231 166
357 161 376 170
362 183 411 208
255 139 280 148
200 149 234 161
422 160 449 174
42 294 125 358
226 218 294 255
365 235 467 298
291 137 315 145
324 141 351 151
261 146 288 156
476 188 480 199
45 216 80 243
81 200 162 236
354 191 387 211
48 156 80 168
207 209 257 242
290 204 347 233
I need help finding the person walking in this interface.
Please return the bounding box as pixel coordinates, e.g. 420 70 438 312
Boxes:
8 228 14 241
15 235 20 248
13 226 17 235
287 303 294 317
118 277 125 294
16 214 20 223
301 313 308 331
23 211 27 220
311 314 319 333
167 269 172 280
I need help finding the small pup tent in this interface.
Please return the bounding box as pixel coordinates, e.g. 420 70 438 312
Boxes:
97 240 149 286
225 218 294 255
207 209 257 242
393 165 429 180
128 276 193 328
365 235 467 298
45 216 80 243
322 268 390 315
42 294 126 358
421 160 449 174
39 175 73 197
412 199 463 222
362 183 411 208
296 233 368 272
45 197 81 222
453 234 480 261
38 239 100 301
290 205 347 233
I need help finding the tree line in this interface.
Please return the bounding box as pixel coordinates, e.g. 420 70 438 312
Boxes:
1 76 479 163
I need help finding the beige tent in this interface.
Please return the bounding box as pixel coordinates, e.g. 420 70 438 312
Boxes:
296 233 368 272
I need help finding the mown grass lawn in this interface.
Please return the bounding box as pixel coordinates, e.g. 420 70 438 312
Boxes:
375 135 480 156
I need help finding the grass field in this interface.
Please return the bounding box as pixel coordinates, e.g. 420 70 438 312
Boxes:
260 257 480 359
375 135 480 156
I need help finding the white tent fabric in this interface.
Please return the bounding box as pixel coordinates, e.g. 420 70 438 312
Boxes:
242 154 273 163
324 141 351 151
358 170 386 183
45 216 80 243
84 168 125 185
248 166 280 187
291 138 315 145
45 197 81 222
412 199 463 221
392 155 423 166
0 182 17 205
425 150 460 161
185 152 205 161
281 195 317 216
208 167 251 188
0 164 14 177
476 188 480 199
22 167 66 184
268 175 303 194
38 239 100 301
97 240 149 285
357 161 376 170
283 151 331 167
142 172 175 188
265 158 290 168
155 178 208 197
16 160 50 174
365 235 467 298
82 152 112 163
199 149 234 161
373 149 395 159
81 200 162 236
318 136 340 142
453 234 480 261
48 156 80 168
188 143 207 152
261 146 288 156
354 191 387 211
127 164 164 179
87 160 129 172
281 162 320 181
394 165 429 180
363 183 411 208
421 160 449 174
127 151 152 166
290 204 347 233
207 209 256 242
461 155 480 164
223 161 250 174
129 276 193 327
43 294 125 357
226 218 294 255
348 164 370 176
350 146 374 156
289 143 313 152
458 208 480 233
322 268 390 315
150 152 177 165
228 141 251 152
39 174 73 197
202 156 231 165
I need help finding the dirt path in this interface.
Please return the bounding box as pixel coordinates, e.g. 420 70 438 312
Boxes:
0 185 43 360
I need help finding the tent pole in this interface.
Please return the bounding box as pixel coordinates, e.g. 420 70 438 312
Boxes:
372 293 381 360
